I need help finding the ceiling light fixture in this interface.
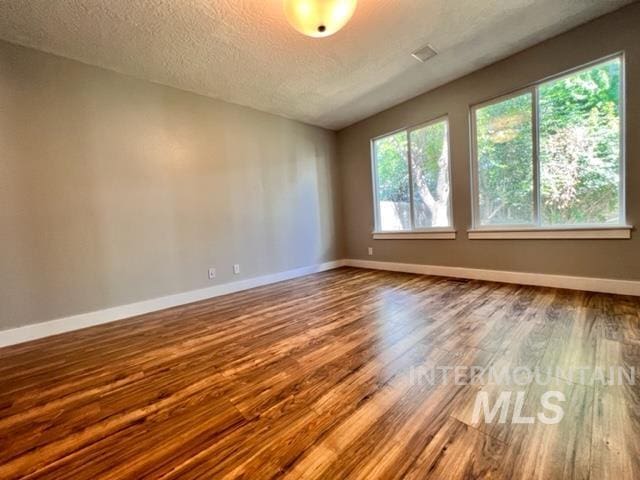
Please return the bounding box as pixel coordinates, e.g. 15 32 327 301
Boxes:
284 0 357 38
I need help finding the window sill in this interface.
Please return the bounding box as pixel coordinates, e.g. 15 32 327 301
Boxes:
373 230 457 240
467 226 632 240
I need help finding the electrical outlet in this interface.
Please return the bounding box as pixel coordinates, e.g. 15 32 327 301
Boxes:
233 264 240 275
208 268 216 279
368 247 373 256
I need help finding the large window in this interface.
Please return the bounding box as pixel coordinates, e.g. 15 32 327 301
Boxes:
372 118 452 233
471 55 624 230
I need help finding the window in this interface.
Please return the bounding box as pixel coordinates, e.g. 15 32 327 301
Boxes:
471 55 625 232
372 118 452 235
475 92 534 226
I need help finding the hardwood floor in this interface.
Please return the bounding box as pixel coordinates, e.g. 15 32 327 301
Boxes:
0 267 638 479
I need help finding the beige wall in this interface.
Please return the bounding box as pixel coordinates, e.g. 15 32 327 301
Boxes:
0 41 342 330
338 4 640 281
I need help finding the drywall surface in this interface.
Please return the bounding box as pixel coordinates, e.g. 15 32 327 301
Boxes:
0 41 342 330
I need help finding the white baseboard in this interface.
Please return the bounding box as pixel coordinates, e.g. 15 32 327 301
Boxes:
344 259 640 297
3 258 637 348
0 260 346 348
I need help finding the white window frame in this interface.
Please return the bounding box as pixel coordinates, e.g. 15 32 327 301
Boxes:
371 116 455 240
469 53 631 240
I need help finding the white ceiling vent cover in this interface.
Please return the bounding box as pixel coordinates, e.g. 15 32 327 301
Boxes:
411 44 438 63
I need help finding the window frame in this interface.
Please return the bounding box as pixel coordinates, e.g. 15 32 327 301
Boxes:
371 115 455 238
469 52 628 235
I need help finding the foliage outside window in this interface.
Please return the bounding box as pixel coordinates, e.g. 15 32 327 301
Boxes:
472 55 624 228
372 118 451 232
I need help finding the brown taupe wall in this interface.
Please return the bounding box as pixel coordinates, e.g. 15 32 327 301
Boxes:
0 41 342 331
337 4 640 281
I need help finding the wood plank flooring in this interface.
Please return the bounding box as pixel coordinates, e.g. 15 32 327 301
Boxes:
0 267 638 479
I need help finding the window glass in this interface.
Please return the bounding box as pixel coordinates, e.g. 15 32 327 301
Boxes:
374 131 410 231
539 58 622 225
475 92 534 226
372 119 452 232
471 55 624 228
410 120 451 228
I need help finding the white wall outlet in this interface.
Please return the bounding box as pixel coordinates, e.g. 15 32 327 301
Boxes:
233 264 240 275
368 247 373 256
208 267 216 279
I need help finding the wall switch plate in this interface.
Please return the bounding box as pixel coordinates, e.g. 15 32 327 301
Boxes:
233 264 240 274
368 247 373 256
208 268 216 279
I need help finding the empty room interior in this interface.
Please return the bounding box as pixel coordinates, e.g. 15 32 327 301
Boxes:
1 1 640 478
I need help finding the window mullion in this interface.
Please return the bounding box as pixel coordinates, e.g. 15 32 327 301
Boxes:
406 129 415 231
619 54 626 226
371 141 381 231
470 109 479 229
532 86 542 227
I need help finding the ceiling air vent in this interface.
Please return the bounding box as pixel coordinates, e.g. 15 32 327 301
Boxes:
411 44 438 63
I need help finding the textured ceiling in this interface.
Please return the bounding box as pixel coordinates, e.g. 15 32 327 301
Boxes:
0 0 633 130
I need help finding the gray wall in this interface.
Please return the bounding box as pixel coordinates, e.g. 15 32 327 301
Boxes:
337 3 640 281
0 41 342 330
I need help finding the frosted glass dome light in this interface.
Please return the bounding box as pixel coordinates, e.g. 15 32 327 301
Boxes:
284 0 357 38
